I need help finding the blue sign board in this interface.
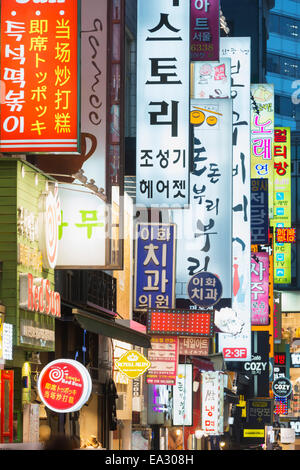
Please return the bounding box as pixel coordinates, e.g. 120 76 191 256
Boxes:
187 272 222 308
134 223 176 311
251 179 269 245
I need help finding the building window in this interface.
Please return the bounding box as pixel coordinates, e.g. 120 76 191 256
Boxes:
267 53 300 79
269 13 299 39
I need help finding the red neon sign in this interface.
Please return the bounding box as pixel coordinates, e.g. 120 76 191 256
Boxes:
147 309 214 337
0 0 80 153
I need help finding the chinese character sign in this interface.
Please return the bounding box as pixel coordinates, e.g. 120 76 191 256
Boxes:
271 128 291 284
250 84 274 218
136 0 190 206
191 58 231 99
190 0 220 61
201 371 224 435
134 223 176 311
56 185 107 268
251 252 269 326
251 179 269 245
37 359 92 413
0 0 80 153
172 99 232 302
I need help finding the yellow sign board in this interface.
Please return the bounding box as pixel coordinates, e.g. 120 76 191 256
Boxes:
243 429 265 438
115 350 151 379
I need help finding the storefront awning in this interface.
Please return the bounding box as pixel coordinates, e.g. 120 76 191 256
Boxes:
72 308 152 349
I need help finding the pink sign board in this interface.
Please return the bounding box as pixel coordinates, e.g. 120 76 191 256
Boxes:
190 0 220 62
251 252 269 325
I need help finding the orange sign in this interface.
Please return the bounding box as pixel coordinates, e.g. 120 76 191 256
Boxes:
0 0 80 153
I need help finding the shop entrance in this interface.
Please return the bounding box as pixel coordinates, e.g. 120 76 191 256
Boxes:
0 370 14 443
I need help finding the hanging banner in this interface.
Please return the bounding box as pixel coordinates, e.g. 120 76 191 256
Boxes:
251 179 269 245
201 371 224 435
172 364 193 426
191 58 231 99
251 252 269 326
134 223 176 311
136 0 190 206
0 0 80 153
218 37 252 361
250 84 274 218
172 99 232 302
271 128 291 284
146 337 178 386
190 0 220 62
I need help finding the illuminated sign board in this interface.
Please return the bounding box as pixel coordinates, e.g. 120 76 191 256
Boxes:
251 252 269 326
172 364 193 426
250 84 274 218
172 99 233 303
190 0 220 62
0 0 80 153
187 272 222 308
147 337 178 386
147 309 214 337
251 179 269 245
134 223 176 311
115 350 151 380
275 227 296 244
271 128 291 284
218 37 252 361
136 0 190 206
19 273 61 318
290 352 300 368
202 371 224 435
38 359 92 413
191 58 231 99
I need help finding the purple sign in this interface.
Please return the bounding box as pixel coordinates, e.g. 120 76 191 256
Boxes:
190 0 220 62
251 252 269 325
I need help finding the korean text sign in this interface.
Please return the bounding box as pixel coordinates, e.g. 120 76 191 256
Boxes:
191 58 231 99
271 127 291 284
172 99 232 302
136 0 190 206
251 179 269 245
190 0 220 62
134 223 176 311
251 252 269 326
0 0 80 153
218 37 252 362
250 84 274 218
201 371 224 435
172 364 193 426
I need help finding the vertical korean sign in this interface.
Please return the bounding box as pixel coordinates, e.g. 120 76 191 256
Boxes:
271 128 291 284
173 99 232 302
251 252 269 326
218 38 252 361
201 371 224 435
136 0 190 206
190 0 219 62
134 223 176 311
250 84 274 218
251 179 269 245
0 0 80 153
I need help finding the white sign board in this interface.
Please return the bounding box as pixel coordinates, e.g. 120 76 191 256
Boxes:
136 0 190 206
57 185 106 268
172 364 193 426
217 37 252 361
202 371 224 435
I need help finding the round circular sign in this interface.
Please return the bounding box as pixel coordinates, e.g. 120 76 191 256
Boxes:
187 272 222 308
38 359 92 413
272 377 292 398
